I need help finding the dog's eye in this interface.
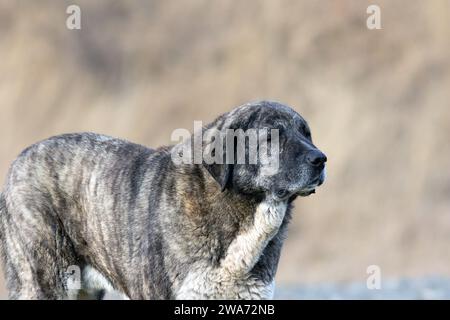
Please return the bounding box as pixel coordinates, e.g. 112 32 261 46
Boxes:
301 125 311 138
305 129 311 138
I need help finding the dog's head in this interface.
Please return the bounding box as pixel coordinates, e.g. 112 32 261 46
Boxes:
203 101 326 201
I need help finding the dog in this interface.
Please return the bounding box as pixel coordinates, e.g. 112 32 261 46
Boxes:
0 101 326 299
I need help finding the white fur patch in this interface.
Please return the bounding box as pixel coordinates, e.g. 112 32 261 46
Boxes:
82 265 129 300
176 264 275 299
176 199 286 299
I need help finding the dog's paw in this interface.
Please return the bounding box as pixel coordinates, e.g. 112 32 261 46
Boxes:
254 200 287 235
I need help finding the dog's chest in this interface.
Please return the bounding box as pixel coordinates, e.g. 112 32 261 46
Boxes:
175 265 275 299
174 200 287 300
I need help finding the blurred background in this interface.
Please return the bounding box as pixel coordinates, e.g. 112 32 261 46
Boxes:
1 0 449 299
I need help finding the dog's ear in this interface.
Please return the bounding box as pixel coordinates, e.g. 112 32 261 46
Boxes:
201 126 234 191
204 162 232 191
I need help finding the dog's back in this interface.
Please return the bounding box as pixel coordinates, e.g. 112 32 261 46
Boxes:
0 133 166 299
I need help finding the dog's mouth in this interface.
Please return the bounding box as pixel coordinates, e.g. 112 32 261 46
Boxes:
275 172 325 200
296 188 316 197
274 185 316 200
272 167 326 201
296 174 325 197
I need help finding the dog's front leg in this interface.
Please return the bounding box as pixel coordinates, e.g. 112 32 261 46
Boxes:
220 200 287 278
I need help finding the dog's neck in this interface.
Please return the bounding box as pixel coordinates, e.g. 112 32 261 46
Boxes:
169 162 290 280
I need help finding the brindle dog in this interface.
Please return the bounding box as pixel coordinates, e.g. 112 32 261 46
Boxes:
0 101 326 299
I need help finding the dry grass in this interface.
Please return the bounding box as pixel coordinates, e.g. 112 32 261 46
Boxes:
1 0 450 298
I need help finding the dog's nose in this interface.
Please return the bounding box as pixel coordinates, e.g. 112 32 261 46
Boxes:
306 150 327 166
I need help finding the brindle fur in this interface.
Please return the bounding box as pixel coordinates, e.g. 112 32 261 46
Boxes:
0 101 326 299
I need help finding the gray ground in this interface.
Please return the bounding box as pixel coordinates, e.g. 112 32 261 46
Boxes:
2 277 450 299
275 277 450 299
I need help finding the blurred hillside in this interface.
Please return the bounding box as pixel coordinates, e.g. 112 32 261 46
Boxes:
1 0 450 298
